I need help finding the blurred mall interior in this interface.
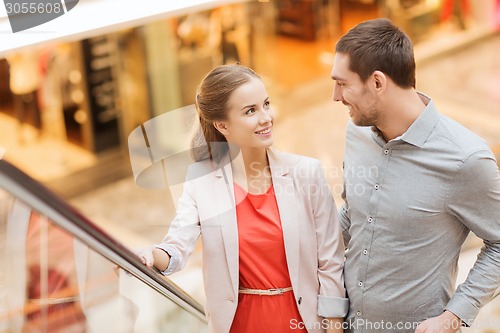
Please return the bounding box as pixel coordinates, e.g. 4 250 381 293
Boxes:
0 0 498 192
1 0 500 332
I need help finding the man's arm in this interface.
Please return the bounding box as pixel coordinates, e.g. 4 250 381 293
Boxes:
416 149 500 332
444 150 500 324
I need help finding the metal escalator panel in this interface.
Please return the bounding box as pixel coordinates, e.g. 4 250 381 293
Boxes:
0 159 207 333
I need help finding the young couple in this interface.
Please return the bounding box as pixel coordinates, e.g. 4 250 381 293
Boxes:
136 18 500 333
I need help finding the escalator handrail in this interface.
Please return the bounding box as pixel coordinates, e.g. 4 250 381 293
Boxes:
0 159 207 323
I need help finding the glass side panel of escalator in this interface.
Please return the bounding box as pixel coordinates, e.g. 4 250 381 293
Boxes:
0 190 207 333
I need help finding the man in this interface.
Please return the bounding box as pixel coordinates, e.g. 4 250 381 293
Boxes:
331 18 500 333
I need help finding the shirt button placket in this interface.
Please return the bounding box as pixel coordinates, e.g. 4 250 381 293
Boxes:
357 146 390 322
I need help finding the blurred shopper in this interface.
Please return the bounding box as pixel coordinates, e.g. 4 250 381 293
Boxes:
6 50 42 143
136 64 348 333
331 18 500 333
440 0 471 30
496 0 500 29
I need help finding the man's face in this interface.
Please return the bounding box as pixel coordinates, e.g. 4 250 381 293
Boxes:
331 53 380 127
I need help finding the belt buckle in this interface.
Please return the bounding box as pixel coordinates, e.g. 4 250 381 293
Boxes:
269 288 283 295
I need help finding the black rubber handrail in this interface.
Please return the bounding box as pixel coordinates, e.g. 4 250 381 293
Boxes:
0 159 207 323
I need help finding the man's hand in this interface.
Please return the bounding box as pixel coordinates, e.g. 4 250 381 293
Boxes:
415 310 461 333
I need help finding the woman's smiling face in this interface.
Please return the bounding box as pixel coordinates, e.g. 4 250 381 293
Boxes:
217 77 274 150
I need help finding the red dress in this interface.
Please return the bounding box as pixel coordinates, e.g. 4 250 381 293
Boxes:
229 183 307 333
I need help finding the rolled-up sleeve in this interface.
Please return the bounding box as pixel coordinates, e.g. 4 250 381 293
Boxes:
155 244 182 275
317 295 349 318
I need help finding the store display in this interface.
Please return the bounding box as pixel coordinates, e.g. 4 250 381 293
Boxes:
276 0 316 40
81 36 121 153
0 60 11 108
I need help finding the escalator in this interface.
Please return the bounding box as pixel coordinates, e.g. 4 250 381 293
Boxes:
0 158 207 332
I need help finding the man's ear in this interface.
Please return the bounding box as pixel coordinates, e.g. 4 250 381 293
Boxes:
372 70 387 92
214 121 229 135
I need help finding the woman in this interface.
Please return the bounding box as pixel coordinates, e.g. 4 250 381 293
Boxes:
137 65 347 333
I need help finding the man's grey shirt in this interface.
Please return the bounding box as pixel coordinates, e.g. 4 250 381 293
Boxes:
340 94 500 332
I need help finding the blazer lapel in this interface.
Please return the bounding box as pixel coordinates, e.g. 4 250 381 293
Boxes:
213 156 239 297
268 149 300 291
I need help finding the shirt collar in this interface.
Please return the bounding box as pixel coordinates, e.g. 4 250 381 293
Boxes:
371 92 440 148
